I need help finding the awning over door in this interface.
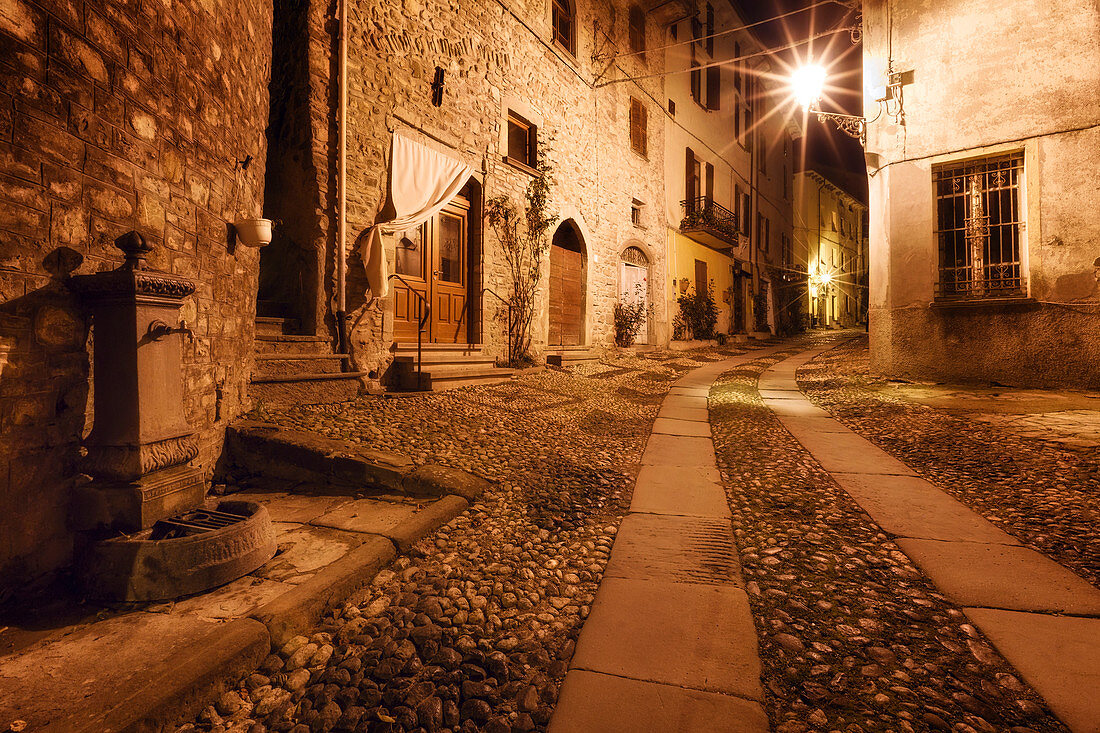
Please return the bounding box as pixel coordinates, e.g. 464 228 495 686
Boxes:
362 133 474 298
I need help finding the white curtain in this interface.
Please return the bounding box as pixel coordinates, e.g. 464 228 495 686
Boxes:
362 133 474 298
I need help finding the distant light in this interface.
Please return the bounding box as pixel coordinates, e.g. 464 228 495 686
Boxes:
820 270 833 284
792 64 827 110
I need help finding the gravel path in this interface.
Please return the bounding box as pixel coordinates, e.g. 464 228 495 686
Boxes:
798 337 1100 588
709 345 1068 733
176 344 770 733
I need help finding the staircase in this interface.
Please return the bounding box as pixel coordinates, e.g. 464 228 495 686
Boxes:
389 343 515 391
545 344 601 368
250 317 367 407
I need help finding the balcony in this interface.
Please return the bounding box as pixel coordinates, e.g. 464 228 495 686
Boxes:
679 197 740 251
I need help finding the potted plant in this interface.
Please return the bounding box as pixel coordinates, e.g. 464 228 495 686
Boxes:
229 155 274 248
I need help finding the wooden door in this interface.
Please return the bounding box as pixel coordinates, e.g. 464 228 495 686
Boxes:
694 259 708 295
431 205 468 343
549 243 584 346
393 199 470 344
620 262 648 344
392 223 429 343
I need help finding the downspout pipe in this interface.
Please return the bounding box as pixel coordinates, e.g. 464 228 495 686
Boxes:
335 0 349 356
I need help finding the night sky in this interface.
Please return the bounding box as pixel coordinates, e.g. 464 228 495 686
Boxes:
738 0 867 200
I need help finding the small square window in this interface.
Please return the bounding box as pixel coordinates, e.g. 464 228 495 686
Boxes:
506 112 536 169
668 99 676 116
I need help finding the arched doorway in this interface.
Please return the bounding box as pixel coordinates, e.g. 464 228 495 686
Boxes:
619 244 649 344
391 178 482 344
548 220 586 346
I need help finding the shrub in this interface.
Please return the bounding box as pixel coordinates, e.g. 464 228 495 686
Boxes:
614 284 648 347
674 281 719 340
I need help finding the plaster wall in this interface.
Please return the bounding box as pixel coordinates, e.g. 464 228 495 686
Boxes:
0 0 273 590
863 0 1100 387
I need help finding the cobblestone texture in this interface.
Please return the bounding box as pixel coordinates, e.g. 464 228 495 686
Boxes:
709 342 1068 733
177 346 759 733
800 337 1100 588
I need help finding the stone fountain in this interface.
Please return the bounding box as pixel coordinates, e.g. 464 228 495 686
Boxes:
70 231 275 600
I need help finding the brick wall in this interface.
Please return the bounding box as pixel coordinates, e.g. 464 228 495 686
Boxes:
0 0 273 591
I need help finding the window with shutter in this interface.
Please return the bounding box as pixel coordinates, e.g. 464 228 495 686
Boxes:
685 148 698 207
705 162 714 201
629 98 647 157
506 112 537 169
690 61 702 105
706 66 721 110
705 3 714 56
552 0 575 55
628 5 645 58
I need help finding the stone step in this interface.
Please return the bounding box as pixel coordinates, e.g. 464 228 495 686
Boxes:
249 371 366 407
398 364 514 392
253 353 349 378
545 346 600 367
254 333 334 355
255 316 301 336
392 352 497 367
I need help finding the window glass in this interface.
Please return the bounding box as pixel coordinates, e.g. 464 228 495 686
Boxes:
395 225 424 279
552 0 574 54
438 213 464 284
507 115 534 167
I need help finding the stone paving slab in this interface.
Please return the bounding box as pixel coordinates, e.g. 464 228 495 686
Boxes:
658 404 710 422
792 430 918 475
761 398 831 417
831 473 1019 544
758 389 802 399
963 608 1100 733
896 538 1100 615
570 577 763 701
652 416 712 436
311 497 421 533
550 670 769 733
670 386 711 398
662 394 710 411
641 433 716 466
777 415 855 434
629 465 729 518
604 513 743 586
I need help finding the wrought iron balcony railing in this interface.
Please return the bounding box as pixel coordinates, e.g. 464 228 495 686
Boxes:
679 197 739 248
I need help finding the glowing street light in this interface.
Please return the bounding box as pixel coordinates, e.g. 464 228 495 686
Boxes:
791 64 826 110
791 63 869 145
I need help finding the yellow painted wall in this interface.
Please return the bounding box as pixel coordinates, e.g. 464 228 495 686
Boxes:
665 229 736 333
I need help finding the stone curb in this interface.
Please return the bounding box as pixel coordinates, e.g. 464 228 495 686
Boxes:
58 618 271 733
224 421 492 500
52 485 484 730
251 535 398 649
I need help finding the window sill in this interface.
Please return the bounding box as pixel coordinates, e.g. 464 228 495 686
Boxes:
502 156 538 176
631 148 649 161
930 296 1039 311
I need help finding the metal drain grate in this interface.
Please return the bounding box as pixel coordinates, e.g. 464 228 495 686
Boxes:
151 507 250 539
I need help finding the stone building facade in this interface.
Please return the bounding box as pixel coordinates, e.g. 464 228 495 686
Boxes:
863 0 1100 387
0 0 272 590
0 0 807 593
794 169 867 328
662 3 799 338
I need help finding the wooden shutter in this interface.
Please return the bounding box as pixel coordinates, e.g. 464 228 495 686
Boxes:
705 162 714 201
706 66 721 110
695 259 708 295
705 4 714 55
685 147 696 203
629 98 647 157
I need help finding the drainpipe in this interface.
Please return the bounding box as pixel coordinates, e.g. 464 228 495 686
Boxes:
335 0 349 355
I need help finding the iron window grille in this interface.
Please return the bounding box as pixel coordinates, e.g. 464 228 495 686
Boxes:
934 153 1026 300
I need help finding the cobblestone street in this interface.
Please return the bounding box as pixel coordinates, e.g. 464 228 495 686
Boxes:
172 335 1098 733
177 343 769 733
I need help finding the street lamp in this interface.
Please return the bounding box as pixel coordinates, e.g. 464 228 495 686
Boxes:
791 62 911 146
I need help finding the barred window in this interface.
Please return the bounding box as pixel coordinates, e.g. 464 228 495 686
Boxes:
934 153 1025 300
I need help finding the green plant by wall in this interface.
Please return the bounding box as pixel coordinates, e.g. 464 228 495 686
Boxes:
485 143 558 366
614 283 649 347
674 280 719 340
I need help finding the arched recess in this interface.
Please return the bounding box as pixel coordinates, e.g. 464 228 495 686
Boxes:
619 241 651 345
548 219 587 346
390 176 483 345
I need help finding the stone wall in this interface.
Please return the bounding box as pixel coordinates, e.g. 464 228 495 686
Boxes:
0 0 273 590
863 0 1100 387
272 0 671 377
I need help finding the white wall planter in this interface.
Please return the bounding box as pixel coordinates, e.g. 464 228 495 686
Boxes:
234 218 273 248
